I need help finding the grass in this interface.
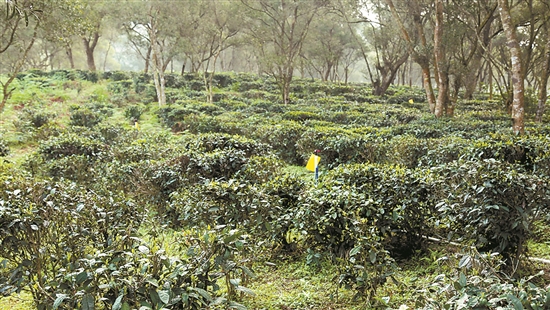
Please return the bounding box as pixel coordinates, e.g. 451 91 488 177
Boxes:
0 292 34 310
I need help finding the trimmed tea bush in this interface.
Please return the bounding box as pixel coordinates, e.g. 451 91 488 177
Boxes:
0 139 9 157
433 159 550 260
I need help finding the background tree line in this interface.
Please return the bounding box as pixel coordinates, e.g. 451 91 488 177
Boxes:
2 0 550 132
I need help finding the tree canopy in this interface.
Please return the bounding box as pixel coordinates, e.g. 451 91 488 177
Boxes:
1 0 550 131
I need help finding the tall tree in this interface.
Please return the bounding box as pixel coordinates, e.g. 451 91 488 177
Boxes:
385 0 437 112
79 1 113 71
433 0 451 117
1 0 41 111
497 0 524 134
536 15 550 122
448 0 497 100
364 0 410 96
302 12 360 82
177 0 241 103
241 0 327 104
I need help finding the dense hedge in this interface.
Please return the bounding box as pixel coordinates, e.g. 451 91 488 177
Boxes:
434 159 550 259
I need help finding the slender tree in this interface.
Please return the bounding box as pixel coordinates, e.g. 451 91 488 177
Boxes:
1 0 42 111
497 0 524 134
434 0 451 117
241 0 327 104
385 0 437 112
535 12 550 122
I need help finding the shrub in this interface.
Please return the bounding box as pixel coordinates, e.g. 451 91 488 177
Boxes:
0 139 9 157
124 104 146 122
0 178 250 310
250 121 306 165
384 135 429 168
238 154 285 183
0 178 144 308
325 164 435 256
178 149 249 182
296 126 382 168
180 132 271 158
69 105 105 128
39 133 105 160
171 180 272 230
433 159 550 260
18 107 56 129
282 111 322 122
460 134 550 176
418 251 550 309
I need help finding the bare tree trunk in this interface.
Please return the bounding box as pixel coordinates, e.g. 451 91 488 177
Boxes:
149 11 166 107
419 61 436 113
204 51 222 104
144 45 152 74
536 30 550 122
82 31 100 71
66 46 75 69
103 41 111 72
498 0 525 134
434 0 450 117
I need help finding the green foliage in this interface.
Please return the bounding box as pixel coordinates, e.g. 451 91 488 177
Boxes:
434 159 549 260
16 107 56 129
417 250 550 309
180 132 271 158
0 178 144 308
298 164 435 258
69 104 107 128
38 133 105 160
0 177 251 309
282 110 322 122
4 69 550 309
251 121 306 165
124 104 146 122
296 126 381 168
0 139 9 157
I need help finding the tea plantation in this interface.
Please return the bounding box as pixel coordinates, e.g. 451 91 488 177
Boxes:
1 70 550 309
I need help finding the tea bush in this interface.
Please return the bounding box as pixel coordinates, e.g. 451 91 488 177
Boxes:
180 133 271 158
418 251 550 309
124 104 146 122
38 133 105 160
17 107 56 129
460 134 550 175
329 164 434 256
238 154 285 183
0 139 9 157
433 159 550 260
0 178 144 308
171 173 305 249
69 105 105 128
250 121 306 164
0 177 252 309
296 126 382 168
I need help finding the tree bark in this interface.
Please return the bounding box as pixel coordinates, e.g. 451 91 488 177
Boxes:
536 25 550 122
82 31 100 71
434 0 450 117
385 0 436 112
65 46 75 69
498 0 525 134
145 45 152 74
464 8 496 99
373 53 409 96
148 10 166 107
